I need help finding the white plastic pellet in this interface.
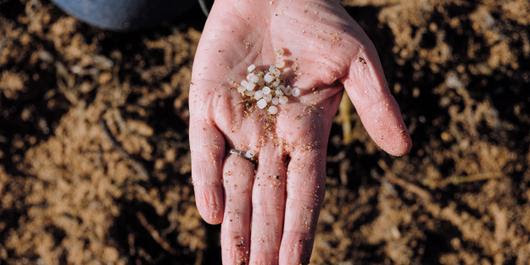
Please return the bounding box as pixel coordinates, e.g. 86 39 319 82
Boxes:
279 96 288 105
268 105 278 115
247 64 256 73
246 82 256 91
264 93 273 102
292 87 301 97
256 98 267 109
254 90 264 100
264 73 274 83
244 150 255 159
247 73 259 83
238 62 302 115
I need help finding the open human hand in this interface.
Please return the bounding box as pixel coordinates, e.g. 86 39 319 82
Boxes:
189 0 412 264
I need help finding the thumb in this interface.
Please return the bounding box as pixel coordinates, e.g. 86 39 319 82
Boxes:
342 42 411 156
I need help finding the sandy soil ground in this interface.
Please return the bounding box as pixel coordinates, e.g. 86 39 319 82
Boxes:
1 0 529 264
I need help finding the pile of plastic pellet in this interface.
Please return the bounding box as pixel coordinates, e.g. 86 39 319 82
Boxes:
235 60 300 115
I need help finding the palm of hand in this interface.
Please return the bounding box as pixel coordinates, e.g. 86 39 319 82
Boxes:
189 1 411 264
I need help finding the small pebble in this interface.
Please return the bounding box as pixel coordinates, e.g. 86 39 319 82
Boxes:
275 60 286 69
272 97 279 105
237 86 246 94
245 90 255 97
268 105 278 115
262 86 271 95
279 96 288 105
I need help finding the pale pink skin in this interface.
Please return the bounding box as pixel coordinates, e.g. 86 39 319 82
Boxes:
189 0 412 264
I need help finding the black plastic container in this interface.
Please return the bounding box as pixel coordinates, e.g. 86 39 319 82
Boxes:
51 0 196 31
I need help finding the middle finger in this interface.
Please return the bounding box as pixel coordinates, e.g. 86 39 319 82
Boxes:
249 143 287 265
221 153 255 264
